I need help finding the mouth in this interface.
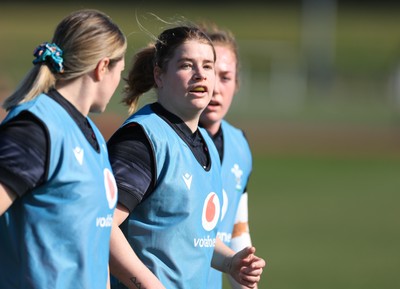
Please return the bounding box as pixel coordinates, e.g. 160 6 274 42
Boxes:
190 86 208 93
208 100 219 107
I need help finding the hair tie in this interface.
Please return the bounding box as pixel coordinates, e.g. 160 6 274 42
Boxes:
33 42 64 73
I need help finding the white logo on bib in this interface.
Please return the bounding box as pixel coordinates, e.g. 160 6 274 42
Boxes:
73 146 84 165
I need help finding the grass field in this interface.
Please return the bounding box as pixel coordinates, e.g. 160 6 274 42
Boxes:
243 155 400 289
1 2 400 289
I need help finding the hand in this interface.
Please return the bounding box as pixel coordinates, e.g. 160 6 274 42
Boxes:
228 246 266 288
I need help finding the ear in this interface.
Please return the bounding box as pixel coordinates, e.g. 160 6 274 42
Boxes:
94 58 110 81
154 66 163 88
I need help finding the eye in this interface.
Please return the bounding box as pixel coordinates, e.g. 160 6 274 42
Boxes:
204 63 214 70
180 63 192 69
220 74 233 82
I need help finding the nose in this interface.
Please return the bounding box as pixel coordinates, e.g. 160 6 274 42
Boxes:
213 78 220 96
193 68 207 81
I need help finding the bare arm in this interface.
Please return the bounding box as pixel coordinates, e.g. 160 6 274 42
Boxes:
0 183 17 216
106 266 111 289
212 238 265 289
109 204 166 289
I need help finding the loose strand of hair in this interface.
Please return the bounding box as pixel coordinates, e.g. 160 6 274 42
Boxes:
2 65 55 111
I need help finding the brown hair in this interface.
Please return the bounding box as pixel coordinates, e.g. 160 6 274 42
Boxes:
122 25 215 115
199 22 240 88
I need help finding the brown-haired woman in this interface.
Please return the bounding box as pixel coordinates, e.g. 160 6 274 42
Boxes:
108 25 264 289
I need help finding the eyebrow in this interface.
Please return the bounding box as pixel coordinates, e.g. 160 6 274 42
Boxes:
178 57 214 63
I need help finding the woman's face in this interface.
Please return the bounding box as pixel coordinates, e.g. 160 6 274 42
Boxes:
156 40 216 121
200 44 237 131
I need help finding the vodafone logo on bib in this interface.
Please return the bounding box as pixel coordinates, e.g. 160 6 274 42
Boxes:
202 192 221 231
104 168 118 209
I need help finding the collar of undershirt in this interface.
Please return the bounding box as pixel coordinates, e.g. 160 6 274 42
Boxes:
151 102 202 145
200 123 224 163
151 102 211 169
46 89 100 152
211 126 224 162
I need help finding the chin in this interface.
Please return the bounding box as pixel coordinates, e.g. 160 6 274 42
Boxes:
202 113 220 124
190 101 209 112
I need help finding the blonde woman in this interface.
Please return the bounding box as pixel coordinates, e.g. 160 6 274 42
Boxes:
0 9 126 289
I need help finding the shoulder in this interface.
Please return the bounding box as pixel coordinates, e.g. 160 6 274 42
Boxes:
108 122 148 148
0 110 49 196
221 120 248 142
1 110 48 137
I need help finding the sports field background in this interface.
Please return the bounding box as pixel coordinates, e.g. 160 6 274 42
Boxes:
1 2 399 288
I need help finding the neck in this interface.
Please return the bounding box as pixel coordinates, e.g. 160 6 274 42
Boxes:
202 121 221 137
157 100 201 133
184 117 200 133
55 76 93 116
200 115 222 136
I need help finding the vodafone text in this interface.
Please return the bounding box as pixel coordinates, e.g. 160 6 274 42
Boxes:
193 235 216 248
96 214 113 227
217 232 232 243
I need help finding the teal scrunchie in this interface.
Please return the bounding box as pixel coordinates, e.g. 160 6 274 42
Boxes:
33 42 64 73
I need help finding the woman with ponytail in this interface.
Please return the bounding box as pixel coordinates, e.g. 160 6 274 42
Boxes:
107 24 264 289
0 9 126 289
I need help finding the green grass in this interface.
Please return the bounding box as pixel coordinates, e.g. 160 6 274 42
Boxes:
232 155 400 289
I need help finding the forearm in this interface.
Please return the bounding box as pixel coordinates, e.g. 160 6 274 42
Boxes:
109 223 166 289
0 183 16 216
227 192 259 288
211 237 235 273
109 205 166 289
